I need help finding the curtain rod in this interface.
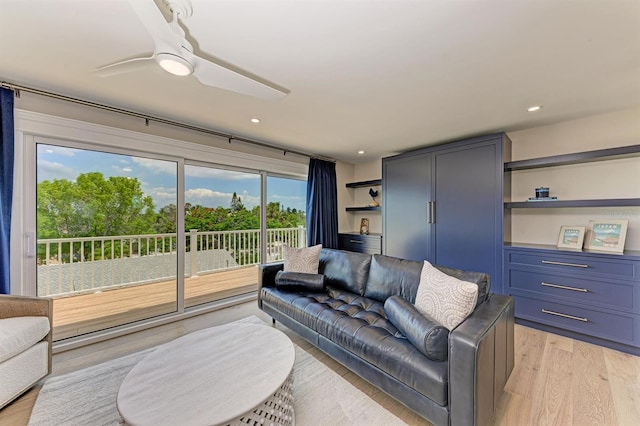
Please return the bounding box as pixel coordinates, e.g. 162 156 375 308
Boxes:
0 81 334 162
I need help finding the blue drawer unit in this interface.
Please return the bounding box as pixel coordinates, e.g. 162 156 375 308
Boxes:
504 244 640 355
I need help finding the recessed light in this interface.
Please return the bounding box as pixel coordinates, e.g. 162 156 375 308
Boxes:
358 150 365 155
527 105 542 112
251 118 260 123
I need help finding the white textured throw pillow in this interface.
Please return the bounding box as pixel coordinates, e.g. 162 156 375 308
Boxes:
414 261 479 330
283 244 322 274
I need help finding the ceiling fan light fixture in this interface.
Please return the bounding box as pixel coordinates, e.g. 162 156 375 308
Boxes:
156 53 193 76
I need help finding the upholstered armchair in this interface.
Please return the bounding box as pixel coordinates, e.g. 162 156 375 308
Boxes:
0 295 53 409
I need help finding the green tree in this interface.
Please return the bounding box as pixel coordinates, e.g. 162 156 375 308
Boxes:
37 172 156 238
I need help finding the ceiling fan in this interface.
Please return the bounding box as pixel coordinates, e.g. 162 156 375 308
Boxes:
94 0 288 100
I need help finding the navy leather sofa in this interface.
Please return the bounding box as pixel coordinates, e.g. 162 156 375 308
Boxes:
258 248 514 426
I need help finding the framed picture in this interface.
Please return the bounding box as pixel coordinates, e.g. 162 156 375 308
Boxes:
359 218 370 235
557 226 586 250
584 219 629 254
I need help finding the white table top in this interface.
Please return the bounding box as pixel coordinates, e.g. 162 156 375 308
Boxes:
117 322 295 426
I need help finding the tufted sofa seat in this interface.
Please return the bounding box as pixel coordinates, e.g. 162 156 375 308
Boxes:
259 248 514 426
261 285 449 405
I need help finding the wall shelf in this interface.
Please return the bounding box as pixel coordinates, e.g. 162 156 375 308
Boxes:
505 144 640 209
505 198 640 209
345 179 382 188
504 144 640 171
346 206 381 212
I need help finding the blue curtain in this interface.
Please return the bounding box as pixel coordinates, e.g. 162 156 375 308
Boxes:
0 88 14 294
306 158 339 248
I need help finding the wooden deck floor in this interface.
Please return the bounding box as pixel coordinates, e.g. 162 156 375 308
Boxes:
52 266 258 340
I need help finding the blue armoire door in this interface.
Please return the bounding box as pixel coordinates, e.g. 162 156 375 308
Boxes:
433 141 502 287
383 152 432 261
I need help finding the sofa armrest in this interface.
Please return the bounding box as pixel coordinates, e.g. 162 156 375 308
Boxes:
448 294 514 426
258 262 284 309
0 295 54 374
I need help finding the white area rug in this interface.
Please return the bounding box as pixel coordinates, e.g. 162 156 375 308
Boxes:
29 316 406 426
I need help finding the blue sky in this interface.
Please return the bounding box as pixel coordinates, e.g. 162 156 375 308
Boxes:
36 144 307 212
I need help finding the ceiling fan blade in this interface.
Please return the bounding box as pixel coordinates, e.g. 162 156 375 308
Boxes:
93 55 156 77
127 0 182 49
191 55 289 100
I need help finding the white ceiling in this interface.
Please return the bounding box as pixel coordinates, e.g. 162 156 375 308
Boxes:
1 0 639 163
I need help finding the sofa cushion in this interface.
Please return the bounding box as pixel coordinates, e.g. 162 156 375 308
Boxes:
364 254 423 303
283 244 322 273
0 341 49 408
0 317 50 363
415 261 479 330
384 296 449 362
275 271 325 292
318 249 371 296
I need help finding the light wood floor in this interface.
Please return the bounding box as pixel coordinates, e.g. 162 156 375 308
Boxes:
51 266 258 340
2 301 639 426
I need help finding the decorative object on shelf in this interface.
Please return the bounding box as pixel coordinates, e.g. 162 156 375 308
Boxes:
535 187 550 198
527 186 557 202
585 219 628 254
556 226 586 251
360 218 370 235
368 188 380 207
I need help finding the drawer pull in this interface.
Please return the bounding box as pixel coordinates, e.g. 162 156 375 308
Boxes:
349 240 365 244
541 282 588 293
541 308 588 322
541 260 589 268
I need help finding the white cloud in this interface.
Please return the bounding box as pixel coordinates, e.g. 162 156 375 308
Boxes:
131 157 177 175
37 160 77 181
185 166 260 181
38 145 79 157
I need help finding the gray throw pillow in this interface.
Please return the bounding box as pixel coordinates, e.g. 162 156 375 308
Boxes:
414 261 478 330
283 244 322 273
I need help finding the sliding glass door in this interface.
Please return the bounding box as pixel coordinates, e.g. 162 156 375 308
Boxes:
183 164 261 308
265 175 307 262
19 112 308 342
35 142 178 340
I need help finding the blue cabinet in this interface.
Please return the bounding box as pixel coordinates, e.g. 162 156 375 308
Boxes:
383 133 510 292
338 233 382 255
504 244 640 355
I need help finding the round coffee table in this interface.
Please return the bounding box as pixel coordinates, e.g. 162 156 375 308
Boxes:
117 322 295 426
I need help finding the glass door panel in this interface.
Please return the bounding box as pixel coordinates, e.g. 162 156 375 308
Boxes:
184 165 261 307
36 144 178 340
266 176 307 262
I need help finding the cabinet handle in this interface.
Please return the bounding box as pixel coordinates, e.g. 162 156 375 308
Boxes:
431 201 436 224
427 201 436 224
349 240 364 244
541 282 588 293
541 308 588 322
541 260 589 268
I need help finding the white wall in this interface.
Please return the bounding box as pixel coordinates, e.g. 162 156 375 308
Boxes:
508 108 640 250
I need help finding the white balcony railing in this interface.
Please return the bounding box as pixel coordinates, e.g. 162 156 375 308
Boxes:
37 227 306 297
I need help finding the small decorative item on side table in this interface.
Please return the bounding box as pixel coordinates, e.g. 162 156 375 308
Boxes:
585 219 629 254
557 226 586 251
360 218 370 235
